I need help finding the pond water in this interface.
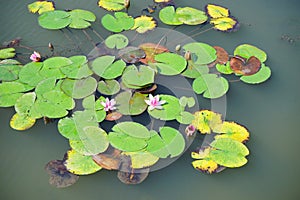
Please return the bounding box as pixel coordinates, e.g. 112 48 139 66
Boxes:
0 0 300 199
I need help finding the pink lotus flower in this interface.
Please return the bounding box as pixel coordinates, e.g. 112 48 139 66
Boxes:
30 51 41 62
145 94 166 111
101 98 117 112
185 124 196 136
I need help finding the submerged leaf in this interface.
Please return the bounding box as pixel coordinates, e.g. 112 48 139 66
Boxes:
119 46 145 64
92 148 122 170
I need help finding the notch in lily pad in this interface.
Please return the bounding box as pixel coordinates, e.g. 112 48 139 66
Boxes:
105 34 129 49
101 12 134 32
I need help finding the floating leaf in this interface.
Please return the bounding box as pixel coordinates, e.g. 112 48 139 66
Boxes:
68 9 96 29
108 131 147 152
18 62 44 86
192 74 229 99
191 147 221 174
91 55 126 79
205 4 230 18
234 44 267 62
132 15 156 34
28 1 55 14
159 6 183 25
121 65 155 89
139 43 169 64
10 113 36 131
14 92 38 118
38 10 71 30
176 7 207 25
179 96 195 108
214 121 250 143
112 121 150 139
60 77 97 99
183 43 217 65
0 59 22 81
58 117 79 140
192 110 223 134
97 79 120 95
123 152 159 169
240 64 271 84
230 56 261 76
64 149 102 175
105 112 123 121
148 95 181 120
216 61 233 75
119 46 145 64
181 61 209 78
153 52 187 75
176 111 194 124
209 138 249 168
92 148 122 170
98 0 127 11
40 56 71 79
105 34 129 49
115 91 148 115
60 55 93 79
0 48 16 59
214 46 229 65
101 12 134 32
210 17 238 32
70 126 109 156
145 130 169 158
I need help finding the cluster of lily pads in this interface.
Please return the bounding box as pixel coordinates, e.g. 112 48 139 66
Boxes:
0 0 272 187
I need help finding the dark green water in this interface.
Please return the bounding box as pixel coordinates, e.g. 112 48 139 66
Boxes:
0 0 300 199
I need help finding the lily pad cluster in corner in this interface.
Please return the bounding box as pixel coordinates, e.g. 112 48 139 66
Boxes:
191 110 250 173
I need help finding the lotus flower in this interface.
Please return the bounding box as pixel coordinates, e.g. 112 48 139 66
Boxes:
101 98 117 112
145 94 166 111
185 124 196 136
30 51 41 62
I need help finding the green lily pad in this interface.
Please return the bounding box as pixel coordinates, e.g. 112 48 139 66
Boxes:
216 62 234 74
69 126 109 156
0 93 23 107
91 55 126 79
14 92 36 117
108 131 148 152
98 0 126 11
101 12 134 32
234 44 267 62
60 77 97 99
159 6 183 25
105 34 129 49
64 149 102 175
132 15 157 34
148 95 181 120
10 113 36 131
181 61 209 78
145 130 169 158
58 117 79 140
0 48 16 59
192 74 229 99
121 65 155 89
0 59 22 81
112 122 150 139
240 64 271 84
179 96 195 108
40 57 71 79
68 9 96 29
209 138 249 168
35 78 56 99
28 1 55 14
153 52 187 75
123 152 159 169
176 7 208 25
175 111 195 124
38 10 71 30
60 55 93 79
19 62 44 86
183 43 217 65
97 79 120 95
81 96 107 123
115 91 148 115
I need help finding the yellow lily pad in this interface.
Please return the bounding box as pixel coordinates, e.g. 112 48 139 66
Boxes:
192 110 223 134
214 121 250 143
10 113 36 131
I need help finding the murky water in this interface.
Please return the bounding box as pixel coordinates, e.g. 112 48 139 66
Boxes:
1 0 300 199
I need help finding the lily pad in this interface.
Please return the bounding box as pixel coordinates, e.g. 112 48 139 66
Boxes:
209 138 249 168
105 112 123 121
183 43 217 65
98 0 127 11
105 34 129 49
112 121 150 139
205 4 230 18
148 94 181 120
176 111 195 124
115 91 148 115
234 44 267 62
0 59 22 81
132 15 157 33
68 9 96 29
159 6 183 25
176 7 208 25
214 121 250 143
45 160 79 188
123 152 159 169
216 61 233 75
40 57 71 79
139 43 169 64
64 149 102 175
92 148 122 170
91 55 126 79
58 117 79 140
153 52 187 75
28 1 55 14
60 77 97 99
230 56 261 76
19 62 44 86
60 55 93 79
0 48 16 59
181 61 209 78
101 12 134 32
121 65 155 89
240 64 271 84
192 110 223 134
210 17 239 32
179 96 195 108
38 10 71 30
97 79 120 95
14 92 38 118
119 46 145 64
214 46 229 65
10 113 36 131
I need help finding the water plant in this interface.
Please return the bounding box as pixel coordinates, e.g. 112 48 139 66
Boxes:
0 0 272 187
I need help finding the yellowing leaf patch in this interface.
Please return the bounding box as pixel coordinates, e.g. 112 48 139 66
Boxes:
192 110 222 134
28 1 55 14
132 16 156 33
